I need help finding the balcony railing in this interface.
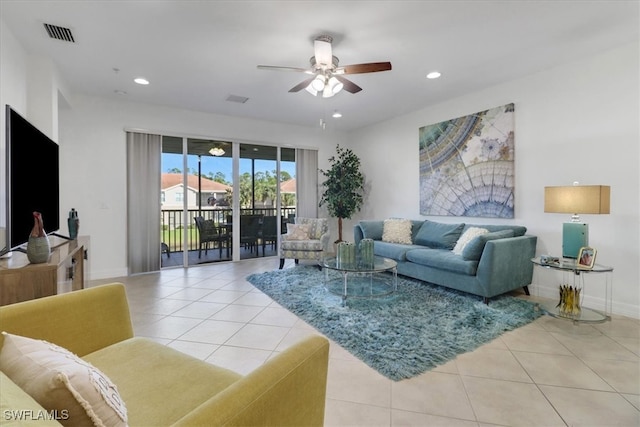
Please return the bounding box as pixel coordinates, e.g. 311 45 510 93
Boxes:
161 207 296 252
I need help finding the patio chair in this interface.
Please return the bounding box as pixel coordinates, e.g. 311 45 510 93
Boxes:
240 214 264 255
279 217 330 269
194 216 230 258
260 215 279 255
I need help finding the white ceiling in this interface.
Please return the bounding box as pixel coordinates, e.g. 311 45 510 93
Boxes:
2 1 638 132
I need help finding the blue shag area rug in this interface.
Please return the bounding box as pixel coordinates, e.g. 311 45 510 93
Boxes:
246 265 542 381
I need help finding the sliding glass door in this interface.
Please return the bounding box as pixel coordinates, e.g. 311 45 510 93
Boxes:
161 137 233 267
237 144 296 259
160 138 295 267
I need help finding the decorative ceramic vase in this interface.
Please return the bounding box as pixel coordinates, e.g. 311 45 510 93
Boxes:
68 208 79 239
336 241 356 268
26 211 51 264
359 238 374 267
26 235 51 264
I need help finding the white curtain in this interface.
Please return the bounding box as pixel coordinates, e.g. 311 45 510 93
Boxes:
295 148 319 218
126 132 161 274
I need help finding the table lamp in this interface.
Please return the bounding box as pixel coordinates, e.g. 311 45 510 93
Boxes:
544 184 610 259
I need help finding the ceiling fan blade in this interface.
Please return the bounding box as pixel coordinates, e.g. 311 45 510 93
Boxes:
289 76 316 93
257 65 310 73
334 75 362 94
339 62 392 74
314 35 333 67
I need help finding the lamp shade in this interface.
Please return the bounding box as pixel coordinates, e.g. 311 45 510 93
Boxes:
544 185 610 214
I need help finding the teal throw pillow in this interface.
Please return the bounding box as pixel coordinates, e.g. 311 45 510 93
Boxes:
415 221 465 249
461 229 515 261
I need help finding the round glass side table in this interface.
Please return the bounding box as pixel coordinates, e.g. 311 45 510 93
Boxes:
531 257 613 323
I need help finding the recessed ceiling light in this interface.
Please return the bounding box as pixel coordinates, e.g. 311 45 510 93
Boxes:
426 71 441 79
332 111 342 118
134 77 149 85
114 90 127 95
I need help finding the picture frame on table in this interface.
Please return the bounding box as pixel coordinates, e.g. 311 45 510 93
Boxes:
577 246 596 269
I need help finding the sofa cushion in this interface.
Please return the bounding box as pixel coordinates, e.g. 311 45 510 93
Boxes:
461 229 515 261
0 372 62 426
83 337 241 427
373 241 418 261
0 332 127 427
280 239 323 251
285 223 310 240
382 218 413 244
405 248 479 275
415 221 465 249
452 227 489 255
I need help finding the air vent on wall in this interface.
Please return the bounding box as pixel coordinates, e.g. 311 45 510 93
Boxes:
226 95 249 104
43 23 75 43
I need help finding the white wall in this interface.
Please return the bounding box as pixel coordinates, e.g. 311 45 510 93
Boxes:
57 95 343 278
348 42 639 318
2 15 637 317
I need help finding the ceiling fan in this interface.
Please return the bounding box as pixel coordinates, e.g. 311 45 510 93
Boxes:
257 35 392 98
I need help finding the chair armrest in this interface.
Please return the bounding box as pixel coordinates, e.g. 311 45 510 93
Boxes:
354 224 365 247
0 284 134 356
354 221 384 247
172 335 330 427
320 232 331 251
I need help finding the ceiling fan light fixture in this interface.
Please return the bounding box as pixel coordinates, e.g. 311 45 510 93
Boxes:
209 147 225 156
322 85 335 98
311 74 326 91
328 76 343 94
258 34 391 97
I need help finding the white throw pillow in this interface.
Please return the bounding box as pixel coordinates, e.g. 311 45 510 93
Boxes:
0 332 128 427
382 218 412 244
285 223 311 240
452 227 489 255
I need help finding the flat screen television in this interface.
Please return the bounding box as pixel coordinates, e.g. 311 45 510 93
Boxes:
2 105 60 255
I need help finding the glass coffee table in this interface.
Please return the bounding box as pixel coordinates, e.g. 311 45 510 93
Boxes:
320 256 398 303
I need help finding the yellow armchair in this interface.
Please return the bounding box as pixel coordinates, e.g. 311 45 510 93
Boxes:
0 285 329 426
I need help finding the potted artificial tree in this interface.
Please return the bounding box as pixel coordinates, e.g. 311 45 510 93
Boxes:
319 144 364 243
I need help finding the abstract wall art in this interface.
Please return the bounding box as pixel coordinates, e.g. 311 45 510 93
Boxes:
419 103 515 218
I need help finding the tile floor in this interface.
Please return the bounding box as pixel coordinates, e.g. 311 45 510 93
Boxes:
91 257 640 427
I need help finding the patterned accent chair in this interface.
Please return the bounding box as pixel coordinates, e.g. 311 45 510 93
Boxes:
279 217 330 269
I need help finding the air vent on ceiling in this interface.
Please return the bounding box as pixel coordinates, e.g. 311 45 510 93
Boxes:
43 23 75 43
226 95 249 104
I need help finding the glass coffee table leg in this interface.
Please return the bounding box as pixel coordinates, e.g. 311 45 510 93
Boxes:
342 271 348 304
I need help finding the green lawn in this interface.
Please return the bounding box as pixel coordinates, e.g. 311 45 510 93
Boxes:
161 226 198 251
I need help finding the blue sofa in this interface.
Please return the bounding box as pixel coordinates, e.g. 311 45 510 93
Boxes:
354 219 537 303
